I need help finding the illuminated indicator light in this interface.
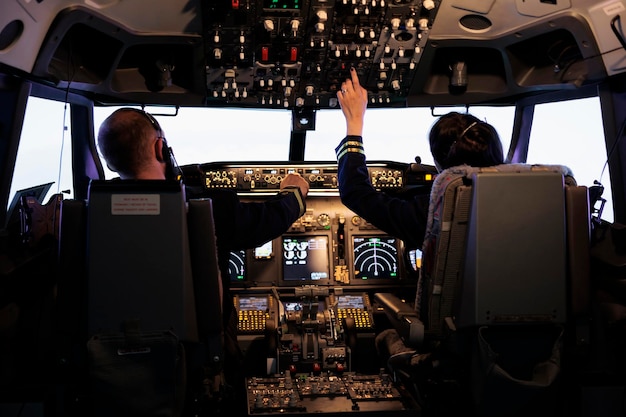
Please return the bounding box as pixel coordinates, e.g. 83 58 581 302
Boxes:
232 0 239 8
290 47 298 61
425 173 433 181
266 0 300 8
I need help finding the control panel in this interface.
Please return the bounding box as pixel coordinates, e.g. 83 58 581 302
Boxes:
217 161 427 416
199 161 433 193
183 161 433 289
235 294 278 333
225 199 419 287
246 372 415 415
333 293 373 331
202 0 441 110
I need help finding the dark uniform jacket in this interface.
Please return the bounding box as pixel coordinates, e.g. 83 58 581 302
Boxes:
335 135 429 249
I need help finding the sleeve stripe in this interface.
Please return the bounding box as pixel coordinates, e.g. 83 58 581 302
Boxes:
280 186 306 217
335 136 365 160
336 147 365 160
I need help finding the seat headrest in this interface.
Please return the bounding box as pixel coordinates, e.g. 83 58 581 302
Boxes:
426 163 575 229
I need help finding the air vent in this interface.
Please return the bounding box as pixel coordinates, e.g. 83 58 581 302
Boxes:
459 14 492 32
0 20 24 51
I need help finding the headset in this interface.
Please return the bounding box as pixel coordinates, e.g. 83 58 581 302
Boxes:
133 108 182 181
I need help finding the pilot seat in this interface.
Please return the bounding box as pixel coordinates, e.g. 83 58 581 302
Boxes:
56 180 224 417
374 163 590 417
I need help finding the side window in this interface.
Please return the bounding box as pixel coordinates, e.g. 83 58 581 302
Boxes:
526 97 613 223
9 96 74 208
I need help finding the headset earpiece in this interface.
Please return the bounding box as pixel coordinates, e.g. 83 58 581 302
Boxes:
160 137 177 180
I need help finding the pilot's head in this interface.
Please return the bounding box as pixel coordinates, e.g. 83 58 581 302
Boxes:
97 108 170 180
429 111 504 171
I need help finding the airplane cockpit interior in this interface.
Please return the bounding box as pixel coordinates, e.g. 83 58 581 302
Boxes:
1 0 626 416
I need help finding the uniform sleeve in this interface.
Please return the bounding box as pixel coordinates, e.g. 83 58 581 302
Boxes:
336 135 429 248
207 188 304 251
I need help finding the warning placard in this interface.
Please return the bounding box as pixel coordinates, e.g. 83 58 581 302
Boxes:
111 194 160 215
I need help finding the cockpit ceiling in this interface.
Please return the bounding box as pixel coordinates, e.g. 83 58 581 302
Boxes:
0 0 622 108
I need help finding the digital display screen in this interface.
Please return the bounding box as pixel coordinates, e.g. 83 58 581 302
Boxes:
353 236 399 280
284 301 302 311
5 182 53 228
282 235 330 281
255 241 273 258
409 248 422 270
264 0 300 9
337 295 364 309
229 250 246 281
239 296 268 311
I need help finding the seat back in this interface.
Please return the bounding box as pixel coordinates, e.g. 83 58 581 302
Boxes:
417 163 589 339
411 163 591 415
458 170 567 327
187 198 223 358
86 180 198 341
56 181 224 415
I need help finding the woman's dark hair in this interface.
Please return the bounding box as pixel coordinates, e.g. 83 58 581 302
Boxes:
429 112 504 170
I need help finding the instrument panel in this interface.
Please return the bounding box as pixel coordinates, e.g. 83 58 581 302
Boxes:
246 372 415 415
227 200 416 287
199 161 434 193
202 0 441 110
200 160 429 416
184 161 433 288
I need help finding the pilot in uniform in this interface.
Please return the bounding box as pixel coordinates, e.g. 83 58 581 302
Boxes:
97 107 308 400
334 68 502 252
334 136 429 250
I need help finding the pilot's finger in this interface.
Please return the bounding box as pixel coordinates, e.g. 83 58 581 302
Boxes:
350 67 360 88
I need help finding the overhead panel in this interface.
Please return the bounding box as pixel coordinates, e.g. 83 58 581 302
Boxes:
201 0 441 110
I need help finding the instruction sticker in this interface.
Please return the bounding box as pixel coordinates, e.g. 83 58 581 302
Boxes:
111 194 160 215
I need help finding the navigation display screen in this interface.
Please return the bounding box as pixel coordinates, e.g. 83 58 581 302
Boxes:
282 235 330 281
353 235 399 280
229 250 246 281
